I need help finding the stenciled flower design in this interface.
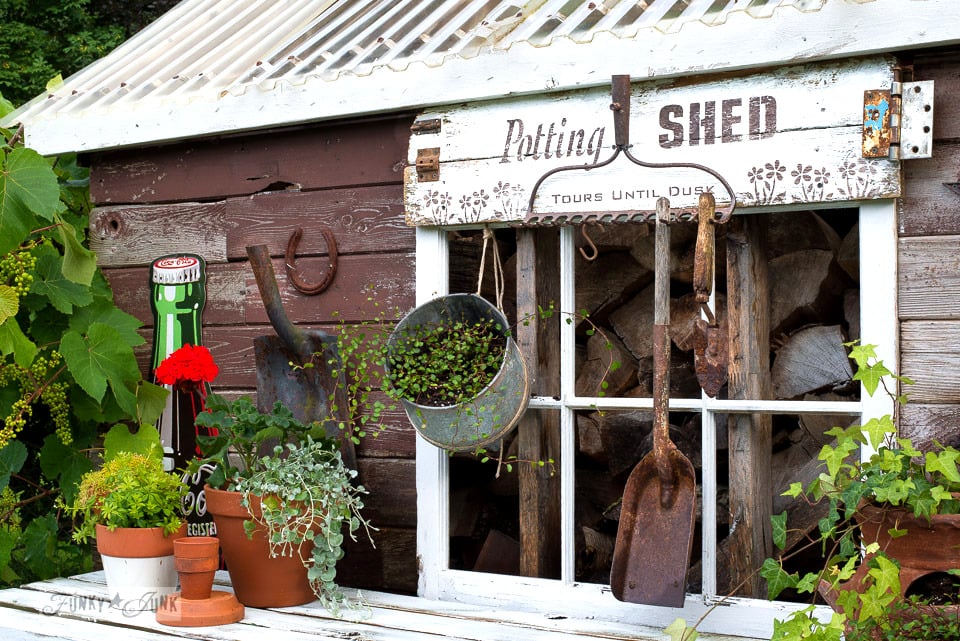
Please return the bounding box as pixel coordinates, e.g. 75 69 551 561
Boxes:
422 190 453 224
764 160 786 182
460 189 490 222
791 164 813 186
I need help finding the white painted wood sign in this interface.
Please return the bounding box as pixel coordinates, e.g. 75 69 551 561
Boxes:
403 56 899 226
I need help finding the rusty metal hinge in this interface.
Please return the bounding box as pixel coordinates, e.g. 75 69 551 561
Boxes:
416 147 440 182
411 118 441 135
863 80 934 160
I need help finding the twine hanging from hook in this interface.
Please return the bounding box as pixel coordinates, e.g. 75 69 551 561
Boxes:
476 227 505 312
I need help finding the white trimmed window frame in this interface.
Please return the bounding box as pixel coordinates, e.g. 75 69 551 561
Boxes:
414 200 897 639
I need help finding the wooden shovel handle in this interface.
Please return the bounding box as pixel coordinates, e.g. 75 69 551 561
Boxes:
693 192 716 306
653 197 676 507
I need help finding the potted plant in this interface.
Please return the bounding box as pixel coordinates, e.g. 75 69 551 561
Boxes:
192 393 374 612
669 343 960 640
384 293 529 452
68 437 187 611
756 344 960 639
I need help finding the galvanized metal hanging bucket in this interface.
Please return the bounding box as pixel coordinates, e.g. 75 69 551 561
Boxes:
385 293 529 452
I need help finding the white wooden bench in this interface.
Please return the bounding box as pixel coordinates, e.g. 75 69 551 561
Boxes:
0 571 756 641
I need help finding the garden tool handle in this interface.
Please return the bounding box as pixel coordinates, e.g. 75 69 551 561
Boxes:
246 244 310 356
653 197 676 507
693 192 716 307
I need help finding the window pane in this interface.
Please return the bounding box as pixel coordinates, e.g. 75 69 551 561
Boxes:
575 409 703 586
448 408 562 580
709 410 860 597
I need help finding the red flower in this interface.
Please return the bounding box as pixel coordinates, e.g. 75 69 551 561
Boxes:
155 344 219 387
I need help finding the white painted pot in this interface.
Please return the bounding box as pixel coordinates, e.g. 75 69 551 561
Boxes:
101 553 178 612
95 523 186 613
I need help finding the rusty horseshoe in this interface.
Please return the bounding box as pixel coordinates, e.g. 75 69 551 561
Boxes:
285 227 338 296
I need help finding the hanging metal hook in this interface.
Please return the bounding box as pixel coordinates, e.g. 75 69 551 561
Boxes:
285 226 338 296
579 224 599 261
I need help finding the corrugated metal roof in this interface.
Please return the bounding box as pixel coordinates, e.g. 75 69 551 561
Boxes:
5 0 958 154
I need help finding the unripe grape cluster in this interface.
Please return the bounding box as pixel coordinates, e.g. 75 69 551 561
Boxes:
0 349 71 449
0 247 37 298
0 487 22 530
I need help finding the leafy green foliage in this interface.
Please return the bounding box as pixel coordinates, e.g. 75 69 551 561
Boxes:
665 617 699 641
385 316 506 407
0 129 166 586
846 594 960 640
67 450 185 542
764 343 960 640
192 394 373 613
770 606 846 641
675 342 960 641
0 0 180 107
193 394 331 491
0 147 59 255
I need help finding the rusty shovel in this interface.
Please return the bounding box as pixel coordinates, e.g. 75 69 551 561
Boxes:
246 244 356 470
610 197 696 608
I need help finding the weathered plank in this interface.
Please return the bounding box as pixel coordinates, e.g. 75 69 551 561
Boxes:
516 228 562 579
356 458 417 528
90 201 228 266
89 116 413 204
901 320 960 403
104 252 416 326
340 526 417 593
0 570 761 641
900 402 960 449
89 186 413 268
914 54 960 141
898 236 960 320
900 142 960 236
224 185 413 259
725 214 773 598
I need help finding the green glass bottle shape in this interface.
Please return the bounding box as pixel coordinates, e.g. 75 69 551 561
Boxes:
150 254 217 536
151 254 206 466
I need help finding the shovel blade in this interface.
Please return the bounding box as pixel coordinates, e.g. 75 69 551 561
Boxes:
254 334 356 470
610 448 696 608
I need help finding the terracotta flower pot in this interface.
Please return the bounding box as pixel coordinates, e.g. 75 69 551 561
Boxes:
156 535 244 627
857 502 960 597
174 536 219 600
203 485 316 607
95 523 187 611
819 503 960 608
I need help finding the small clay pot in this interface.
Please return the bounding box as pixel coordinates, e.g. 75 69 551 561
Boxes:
157 535 244 627
174 536 219 600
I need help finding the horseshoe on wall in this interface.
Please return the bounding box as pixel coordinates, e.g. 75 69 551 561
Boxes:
285 227 338 295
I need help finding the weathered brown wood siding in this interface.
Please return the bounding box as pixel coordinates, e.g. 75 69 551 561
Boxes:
899 50 960 447
86 115 420 593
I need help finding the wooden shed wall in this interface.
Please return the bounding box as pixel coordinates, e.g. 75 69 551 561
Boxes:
899 49 960 447
85 114 420 594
